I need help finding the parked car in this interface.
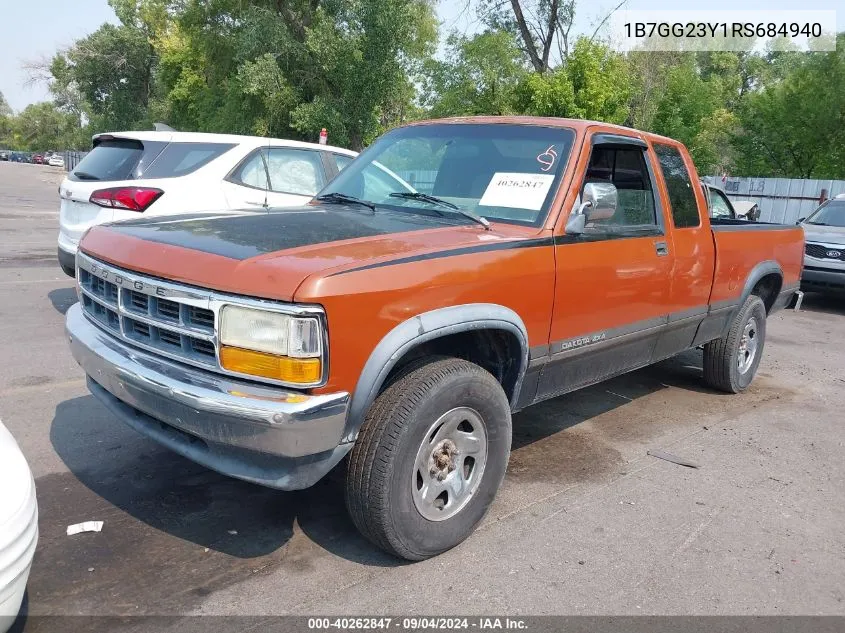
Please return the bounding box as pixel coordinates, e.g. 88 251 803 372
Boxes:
797 194 845 295
48 154 65 168
57 131 357 276
0 151 8 161
65 117 804 560
730 200 761 222
700 181 758 221
0 421 38 632
32 154 44 165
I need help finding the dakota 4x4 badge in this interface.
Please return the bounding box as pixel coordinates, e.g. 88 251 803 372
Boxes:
559 332 607 351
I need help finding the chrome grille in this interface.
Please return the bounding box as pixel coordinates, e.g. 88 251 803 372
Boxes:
75 252 329 388
77 255 218 369
806 243 845 261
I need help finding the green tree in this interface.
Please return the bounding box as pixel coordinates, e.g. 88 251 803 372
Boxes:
477 0 576 72
0 92 11 117
8 102 84 150
732 34 845 178
51 22 156 131
514 37 628 123
152 0 437 148
421 30 527 117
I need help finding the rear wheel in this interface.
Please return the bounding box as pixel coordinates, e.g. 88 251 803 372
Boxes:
703 295 767 393
345 357 511 560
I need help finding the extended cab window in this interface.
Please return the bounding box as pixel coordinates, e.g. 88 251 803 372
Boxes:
654 143 701 228
318 123 576 226
583 146 657 229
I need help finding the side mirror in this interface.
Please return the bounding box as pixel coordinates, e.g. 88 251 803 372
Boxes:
565 182 619 235
581 182 618 221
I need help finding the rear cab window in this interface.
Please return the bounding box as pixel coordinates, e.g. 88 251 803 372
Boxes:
68 138 233 182
653 143 701 228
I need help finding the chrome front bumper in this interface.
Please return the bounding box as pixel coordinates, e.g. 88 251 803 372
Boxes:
66 303 351 489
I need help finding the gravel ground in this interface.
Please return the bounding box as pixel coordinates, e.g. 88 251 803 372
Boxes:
0 161 843 629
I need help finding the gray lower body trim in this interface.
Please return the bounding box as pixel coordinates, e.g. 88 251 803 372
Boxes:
771 283 801 313
528 300 752 405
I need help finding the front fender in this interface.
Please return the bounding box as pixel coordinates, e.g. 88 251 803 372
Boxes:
342 304 529 443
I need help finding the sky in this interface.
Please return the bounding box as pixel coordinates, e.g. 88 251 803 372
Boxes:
0 0 841 113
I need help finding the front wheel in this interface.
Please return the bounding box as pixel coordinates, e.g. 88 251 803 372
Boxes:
703 294 767 393
345 357 512 560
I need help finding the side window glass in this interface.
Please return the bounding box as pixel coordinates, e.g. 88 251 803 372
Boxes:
266 149 325 196
709 189 734 219
582 146 657 229
232 152 268 189
654 143 701 228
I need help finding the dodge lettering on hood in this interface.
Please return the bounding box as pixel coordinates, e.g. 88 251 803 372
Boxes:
66 117 805 560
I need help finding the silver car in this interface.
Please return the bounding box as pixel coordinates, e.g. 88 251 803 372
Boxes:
799 194 845 295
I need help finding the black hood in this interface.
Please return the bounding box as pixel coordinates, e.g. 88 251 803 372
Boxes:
105 205 462 260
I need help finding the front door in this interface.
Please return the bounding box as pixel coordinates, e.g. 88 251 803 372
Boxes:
537 131 674 400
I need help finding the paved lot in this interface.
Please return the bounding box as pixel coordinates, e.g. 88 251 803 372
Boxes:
1 161 844 626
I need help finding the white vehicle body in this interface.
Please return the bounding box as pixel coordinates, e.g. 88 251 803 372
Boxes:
48 155 65 168
0 422 37 632
57 131 357 275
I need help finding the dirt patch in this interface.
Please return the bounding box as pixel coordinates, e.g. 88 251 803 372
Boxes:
0 252 57 268
9 375 54 388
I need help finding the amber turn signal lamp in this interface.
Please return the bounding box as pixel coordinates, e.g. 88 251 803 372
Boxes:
220 346 322 384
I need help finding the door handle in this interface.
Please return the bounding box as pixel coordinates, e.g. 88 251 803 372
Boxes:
654 241 669 257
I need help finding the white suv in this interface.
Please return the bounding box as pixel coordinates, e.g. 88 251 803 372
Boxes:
57 131 357 276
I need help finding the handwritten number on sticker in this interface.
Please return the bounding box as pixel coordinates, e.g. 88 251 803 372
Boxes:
537 145 558 172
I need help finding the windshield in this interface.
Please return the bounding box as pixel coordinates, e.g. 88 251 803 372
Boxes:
806 200 845 227
317 123 576 226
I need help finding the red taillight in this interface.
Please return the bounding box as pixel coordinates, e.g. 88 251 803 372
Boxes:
89 187 163 212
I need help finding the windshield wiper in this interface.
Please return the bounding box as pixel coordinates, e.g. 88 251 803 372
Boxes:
72 171 100 180
390 191 458 210
315 192 375 212
389 192 490 230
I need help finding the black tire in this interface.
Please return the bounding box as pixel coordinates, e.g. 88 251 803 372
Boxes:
703 294 767 393
345 356 512 561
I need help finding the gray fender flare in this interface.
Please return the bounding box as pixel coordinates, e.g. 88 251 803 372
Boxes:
739 260 783 307
716 260 784 337
341 303 530 443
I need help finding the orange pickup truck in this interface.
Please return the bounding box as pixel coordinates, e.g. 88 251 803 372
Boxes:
65 117 804 560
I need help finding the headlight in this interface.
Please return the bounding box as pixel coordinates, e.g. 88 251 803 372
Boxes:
219 305 324 385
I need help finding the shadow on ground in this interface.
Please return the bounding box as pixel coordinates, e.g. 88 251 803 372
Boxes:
47 287 77 315
798 291 845 315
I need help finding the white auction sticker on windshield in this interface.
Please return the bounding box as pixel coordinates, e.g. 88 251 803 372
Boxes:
478 172 555 210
